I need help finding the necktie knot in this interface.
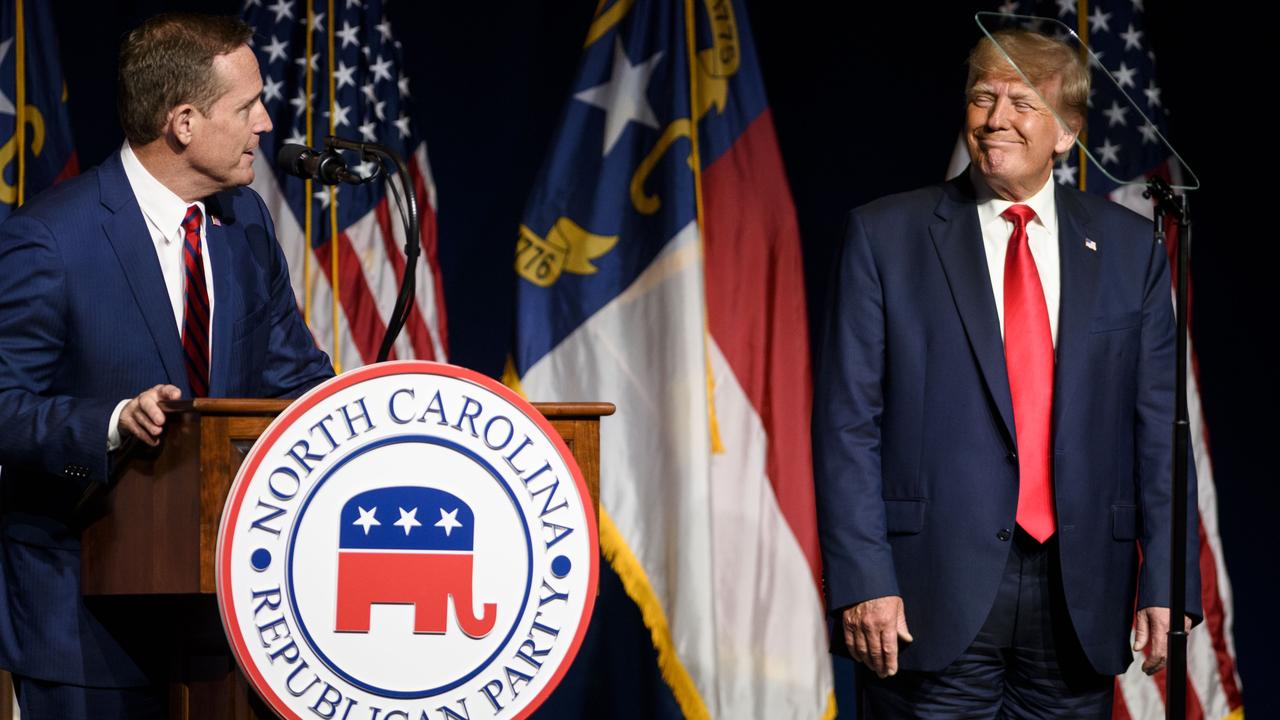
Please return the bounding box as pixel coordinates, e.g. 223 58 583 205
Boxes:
182 205 202 237
1001 203 1036 232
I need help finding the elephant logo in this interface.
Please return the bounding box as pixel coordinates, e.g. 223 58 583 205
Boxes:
334 486 497 638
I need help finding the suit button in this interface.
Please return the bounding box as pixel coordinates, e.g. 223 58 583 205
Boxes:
996 528 1012 541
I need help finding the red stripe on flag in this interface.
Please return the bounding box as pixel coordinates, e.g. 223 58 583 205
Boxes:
702 108 821 587
410 151 448 357
1112 680 1133 720
374 196 435 361
1199 514 1245 709
55 152 79 185
313 231 389 365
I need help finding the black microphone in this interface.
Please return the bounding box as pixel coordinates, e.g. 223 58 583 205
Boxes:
276 143 361 185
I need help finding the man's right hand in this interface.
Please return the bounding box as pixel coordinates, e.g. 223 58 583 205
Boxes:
843 595 913 679
118 384 182 447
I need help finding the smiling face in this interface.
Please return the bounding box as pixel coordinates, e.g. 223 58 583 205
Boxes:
965 72 1078 201
181 45 272 194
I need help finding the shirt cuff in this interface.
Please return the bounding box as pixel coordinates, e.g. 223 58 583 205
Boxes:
107 398 130 452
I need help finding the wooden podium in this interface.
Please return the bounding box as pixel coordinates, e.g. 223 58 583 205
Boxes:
70 398 612 719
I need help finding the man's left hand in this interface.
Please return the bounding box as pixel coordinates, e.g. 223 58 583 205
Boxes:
1134 606 1194 675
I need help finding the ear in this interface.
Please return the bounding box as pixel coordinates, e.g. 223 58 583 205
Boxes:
166 104 199 148
1053 122 1079 156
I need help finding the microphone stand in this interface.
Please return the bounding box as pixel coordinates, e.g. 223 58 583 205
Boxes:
326 135 421 363
1145 176 1189 720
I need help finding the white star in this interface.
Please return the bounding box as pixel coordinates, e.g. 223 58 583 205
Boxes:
394 506 422 535
1120 23 1143 52
1137 123 1159 145
573 38 664 157
393 114 412 138
1102 100 1129 127
309 11 325 33
1132 0 1144 12
289 88 313 116
325 102 351 128
398 74 411 98
370 56 394 82
285 129 306 146
352 159 376 177
435 508 463 536
1054 158 1077 186
261 35 289 64
0 39 15 116
346 0 363 7
334 61 356 89
1087 7 1112 34
1143 80 1162 108
337 21 360 48
267 0 293 23
376 19 393 41
262 76 284 104
313 188 331 208
244 0 262 8
353 506 380 535
361 81 378 104
1095 138 1120 165
997 0 1019 15
1112 62 1137 89
358 119 378 141
373 100 387 120
362 45 372 60
294 52 320 73
1054 0 1074 17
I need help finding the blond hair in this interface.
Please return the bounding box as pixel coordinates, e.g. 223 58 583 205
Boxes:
967 29 1089 131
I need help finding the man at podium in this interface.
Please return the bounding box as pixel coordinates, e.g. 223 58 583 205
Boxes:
0 13 332 719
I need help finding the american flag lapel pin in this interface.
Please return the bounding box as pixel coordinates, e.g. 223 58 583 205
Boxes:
1085 238 1097 252
211 215 222 227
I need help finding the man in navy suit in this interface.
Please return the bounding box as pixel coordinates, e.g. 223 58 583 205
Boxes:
813 30 1200 717
0 14 333 718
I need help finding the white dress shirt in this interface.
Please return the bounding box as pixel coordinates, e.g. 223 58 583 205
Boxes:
108 143 217 449
972 168 1061 348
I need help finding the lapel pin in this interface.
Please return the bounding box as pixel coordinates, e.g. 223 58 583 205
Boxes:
1085 239 1097 252
211 216 222 227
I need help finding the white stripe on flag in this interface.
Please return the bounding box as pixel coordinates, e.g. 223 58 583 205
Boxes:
708 338 833 717
522 222 721 714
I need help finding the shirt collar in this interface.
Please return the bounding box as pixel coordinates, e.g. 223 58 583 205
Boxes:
119 142 205 243
971 166 1058 239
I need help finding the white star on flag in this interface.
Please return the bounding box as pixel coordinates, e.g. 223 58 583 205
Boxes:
353 506 380 535
395 506 422 535
0 39 15 116
1144 81 1162 108
1112 62 1137 89
1120 24 1144 52
334 61 356 89
266 0 293 23
1095 138 1121 165
1102 100 1129 127
1087 7 1112 33
370 56 394 82
261 35 289 64
262 76 283 104
337 21 359 48
1137 123 1159 145
573 38 664 157
435 508 463 537
1053 158 1077 186
308 11 325 32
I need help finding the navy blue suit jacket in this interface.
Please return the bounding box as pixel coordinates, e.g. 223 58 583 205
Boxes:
0 152 333 686
813 173 1201 676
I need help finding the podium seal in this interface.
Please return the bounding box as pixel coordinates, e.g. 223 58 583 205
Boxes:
217 361 598 720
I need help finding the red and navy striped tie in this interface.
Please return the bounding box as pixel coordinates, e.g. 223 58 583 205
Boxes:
180 204 210 397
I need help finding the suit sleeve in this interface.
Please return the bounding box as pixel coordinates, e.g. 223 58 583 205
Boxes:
812 209 899 613
250 191 335 399
0 214 116 485
1133 235 1202 621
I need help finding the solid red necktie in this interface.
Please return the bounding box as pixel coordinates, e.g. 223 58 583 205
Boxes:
181 205 211 397
1002 204 1055 542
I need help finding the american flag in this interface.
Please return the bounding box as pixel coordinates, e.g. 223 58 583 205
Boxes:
243 0 447 371
951 3 1244 719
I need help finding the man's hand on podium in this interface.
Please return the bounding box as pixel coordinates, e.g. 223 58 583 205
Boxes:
119 384 182 447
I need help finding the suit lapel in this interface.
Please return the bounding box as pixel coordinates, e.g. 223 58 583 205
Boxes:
98 154 189 391
205 194 238 397
1051 186 1101 443
930 176 1016 447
